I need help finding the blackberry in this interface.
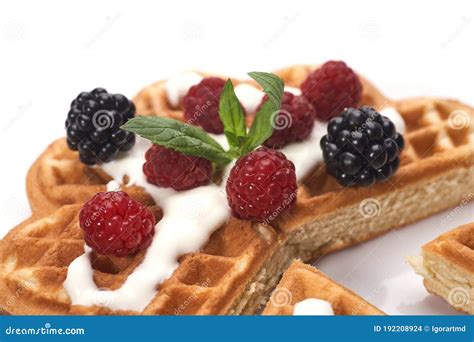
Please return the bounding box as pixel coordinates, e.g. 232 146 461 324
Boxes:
65 88 136 165
320 106 405 187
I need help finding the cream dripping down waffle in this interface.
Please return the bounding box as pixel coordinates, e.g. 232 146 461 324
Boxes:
1 62 473 315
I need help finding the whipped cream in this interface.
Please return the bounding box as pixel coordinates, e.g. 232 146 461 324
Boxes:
106 180 121 192
234 83 264 114
284 86 302 96
164 73 306 113
293 298 335 316
164 72 203 108
281 120 328 180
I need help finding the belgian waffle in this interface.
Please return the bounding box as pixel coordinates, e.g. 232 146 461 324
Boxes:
408 222 474 314
1 65 474 315
263 260 383 315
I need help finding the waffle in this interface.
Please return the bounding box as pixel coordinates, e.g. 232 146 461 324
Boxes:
1 65 474 315
408 222 474 314
263 260 383 315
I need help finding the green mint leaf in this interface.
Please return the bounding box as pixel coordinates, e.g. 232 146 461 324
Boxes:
242 72 284 153
219 79 247 149
121 116 232 166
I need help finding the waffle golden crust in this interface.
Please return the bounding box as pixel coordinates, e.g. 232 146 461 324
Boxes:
263 260 383 315
408 223 474 314
1 65 474 315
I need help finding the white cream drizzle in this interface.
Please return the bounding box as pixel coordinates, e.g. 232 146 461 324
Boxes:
64 72 406 311
284 86 302 96
293 298 335 315
65 137 232 311
164 71 203 108
234 83 263 114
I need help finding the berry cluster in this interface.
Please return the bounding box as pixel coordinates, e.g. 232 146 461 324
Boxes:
321 106 405 187
66 88 136 165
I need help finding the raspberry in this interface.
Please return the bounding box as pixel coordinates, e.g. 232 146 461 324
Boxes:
226 147 297 222
301 61 362 121
143 144 213 191
259 92 316 149
320 106 405 187
183 77 226 134
79 191 155 257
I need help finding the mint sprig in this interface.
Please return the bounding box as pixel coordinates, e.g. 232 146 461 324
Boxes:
219 79 248 153
121 116 232 166
121 71 284 166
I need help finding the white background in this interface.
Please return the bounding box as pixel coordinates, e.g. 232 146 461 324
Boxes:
1 0 473 315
